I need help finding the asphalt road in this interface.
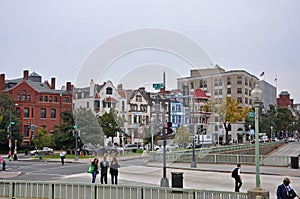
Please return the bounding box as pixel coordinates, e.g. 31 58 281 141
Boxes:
4 142 300 199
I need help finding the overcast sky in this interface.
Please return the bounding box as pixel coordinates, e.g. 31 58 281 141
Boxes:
1 1 300 102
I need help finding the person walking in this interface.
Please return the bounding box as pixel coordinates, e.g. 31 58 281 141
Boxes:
100 156 109 184
110 157 120 185
60 150 66 166
276 177 299 199
90 158 99 183
231 163 242 192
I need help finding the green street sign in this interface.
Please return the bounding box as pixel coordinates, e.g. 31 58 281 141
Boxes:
248 112 255 118
10 121 15 125
153 83 163 90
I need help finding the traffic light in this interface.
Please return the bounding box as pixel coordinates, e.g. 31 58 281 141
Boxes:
167 122 173 134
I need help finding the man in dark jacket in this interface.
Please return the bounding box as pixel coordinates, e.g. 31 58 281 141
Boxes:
276 178 298 199
232 163 242 192
100 156 109 184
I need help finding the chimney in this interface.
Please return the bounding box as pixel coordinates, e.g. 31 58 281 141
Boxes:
117 84 123 90
23 70 29 80
66 82 72 92
0 74 5 91
51 77 56 89
139 87 145 91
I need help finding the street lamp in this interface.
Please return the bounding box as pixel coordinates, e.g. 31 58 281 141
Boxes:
8 104 18 158
271 126 273 141
191 92 197 168
251 84 263 189
160 72 169 187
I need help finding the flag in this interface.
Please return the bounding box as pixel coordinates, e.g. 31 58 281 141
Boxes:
260 71 265 77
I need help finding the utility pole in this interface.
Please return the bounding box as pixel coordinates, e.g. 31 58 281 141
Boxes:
160 72 169 187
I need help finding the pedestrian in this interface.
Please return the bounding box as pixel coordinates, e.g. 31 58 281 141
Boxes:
231 163 242 192
100 156 109 184
90 158 99 183
276 177 299 199
13 149 18 161
2 160 6 171
60 150 66 166
110 156 120 185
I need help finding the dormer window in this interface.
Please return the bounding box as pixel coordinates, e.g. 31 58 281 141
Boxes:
136 95 142 102
106 87 113 95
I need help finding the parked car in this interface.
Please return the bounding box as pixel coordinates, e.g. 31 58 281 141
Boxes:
288 137 295 142
124 144 139 152
186 143 202 149
166 143 179 150
30 147 54 156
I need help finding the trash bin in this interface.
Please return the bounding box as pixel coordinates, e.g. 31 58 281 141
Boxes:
291 156 299 169
171 172 183 189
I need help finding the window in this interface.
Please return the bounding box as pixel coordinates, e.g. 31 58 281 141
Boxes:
54 96 58 102
17 94 20 101
140 105 147 112
245 97 248 104
16 108 20 116
50 109 56 119
27 95 31 101
40 108 46 118
94 100 100 109
245 78 248 86
87 102 89 108
44 96 48 102
227 88 231 94
24 108 29 118
190 82 194 89
219 89 223 95
214 79 218 86
199 80 204 88
219 79 222 86
22 90 26 101
237 88 242 94
106 87 113 95
49 96 52 102
245 88 248 95
24 125 29 137
136 95 142 102
237 97 243 103
122 101 125 112
40 96 43 101
64 97 69 103
227 77 231 85
237 76 242 84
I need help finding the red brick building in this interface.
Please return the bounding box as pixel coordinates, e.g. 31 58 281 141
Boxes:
277 91 294 109
0 70 73 147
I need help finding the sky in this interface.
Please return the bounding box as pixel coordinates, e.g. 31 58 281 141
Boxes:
1 1 300 102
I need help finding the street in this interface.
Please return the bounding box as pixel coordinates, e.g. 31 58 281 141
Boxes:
4 142 300 199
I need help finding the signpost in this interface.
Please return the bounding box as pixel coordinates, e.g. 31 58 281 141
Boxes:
248 112 255 118
153 83 163 90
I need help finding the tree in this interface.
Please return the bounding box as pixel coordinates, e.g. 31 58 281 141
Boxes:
32 127 55 149
77 107 104 146
175 125 190 148
212 97 251 143
0 93 22 151
98 108 121 147
53 111 76 150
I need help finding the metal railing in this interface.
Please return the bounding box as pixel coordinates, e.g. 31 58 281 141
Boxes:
0 180 248 199
149 142 290 166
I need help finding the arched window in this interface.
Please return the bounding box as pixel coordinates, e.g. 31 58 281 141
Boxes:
106 87 113 95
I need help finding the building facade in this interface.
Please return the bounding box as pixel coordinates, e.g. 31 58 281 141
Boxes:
0 70 72 146
177 66 260 142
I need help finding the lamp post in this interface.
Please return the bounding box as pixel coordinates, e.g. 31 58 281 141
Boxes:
251 84 263 189
9 105 12 157
271 126 273 141
160 72 169 187
191 91 197 168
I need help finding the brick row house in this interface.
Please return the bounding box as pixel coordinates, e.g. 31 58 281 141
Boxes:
0 70 72 147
